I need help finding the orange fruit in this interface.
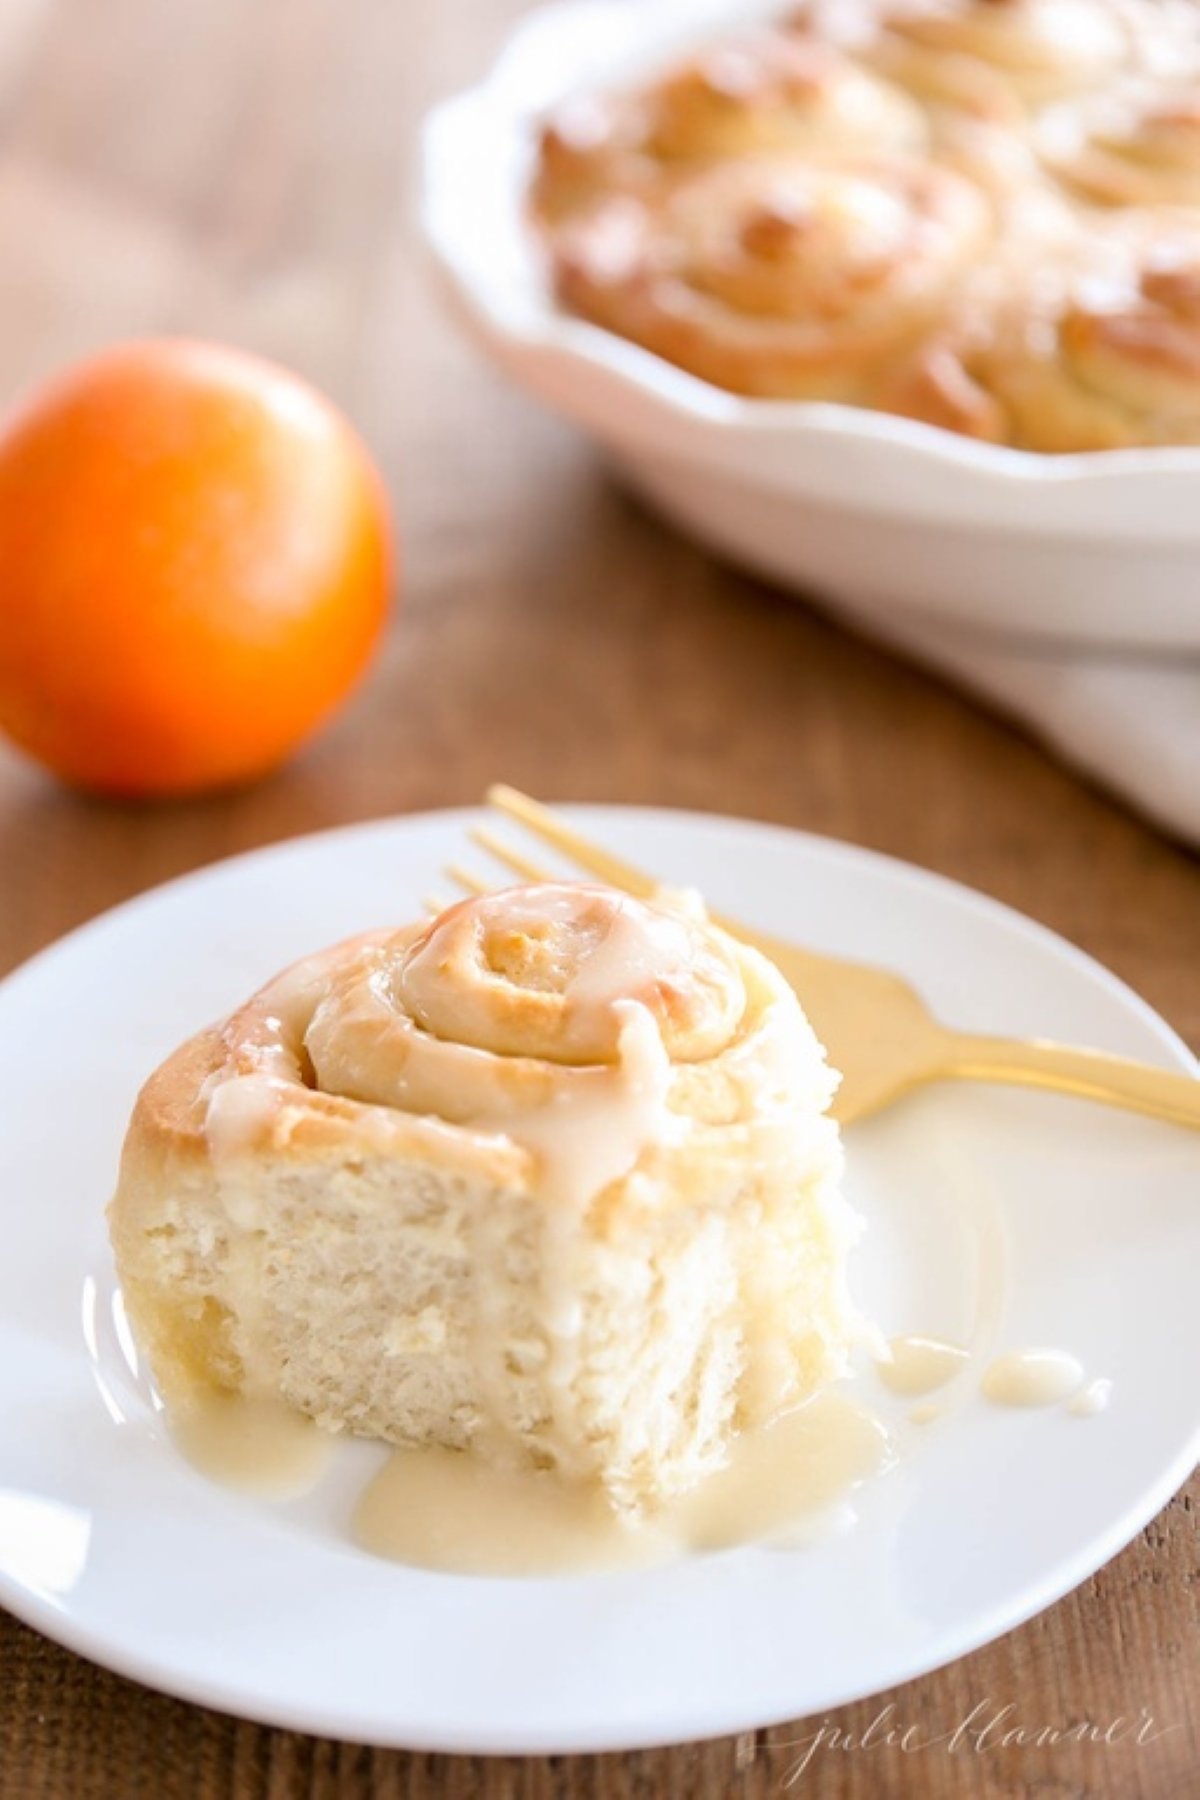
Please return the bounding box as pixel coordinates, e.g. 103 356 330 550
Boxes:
0 339 392 797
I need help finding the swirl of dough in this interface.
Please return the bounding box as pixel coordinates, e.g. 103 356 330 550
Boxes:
532 28 926 223
393 884 743 1064
1041 256 1200 443
644 31 926 163
550 153 991 400
881 241 1200 449
872 333 1012 440
864 0 1135 119
302 884 744 1124
866 188 1087 440
205 883 832 1209
1042 85 1200 207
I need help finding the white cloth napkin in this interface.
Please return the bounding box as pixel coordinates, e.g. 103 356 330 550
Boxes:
853 612 1200 850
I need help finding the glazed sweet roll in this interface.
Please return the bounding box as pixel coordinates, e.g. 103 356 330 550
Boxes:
109 883 861 1513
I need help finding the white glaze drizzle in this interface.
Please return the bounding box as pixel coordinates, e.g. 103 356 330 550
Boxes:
982 1348 1085 1408
1068 1376 1113 1417
877 1334 970 1398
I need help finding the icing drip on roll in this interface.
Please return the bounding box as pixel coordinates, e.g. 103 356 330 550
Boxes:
208 883 823 1212
305 885 746 1205
395 884 744 1065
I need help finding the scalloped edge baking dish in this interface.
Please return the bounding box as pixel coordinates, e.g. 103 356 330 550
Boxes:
421 0 1200 647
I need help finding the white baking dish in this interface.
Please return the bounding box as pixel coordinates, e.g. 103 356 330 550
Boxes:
421 0 1200 649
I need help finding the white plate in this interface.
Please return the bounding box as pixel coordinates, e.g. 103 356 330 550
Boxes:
0 806 1197 1753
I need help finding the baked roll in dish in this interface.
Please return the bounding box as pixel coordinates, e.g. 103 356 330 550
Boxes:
980 253 1200 450
530 0 1200 450
860 0 1136 118
552 154 992 401
533 27 927 222
1041 87 1200 208
109 883 861 1514
881 247 1200 449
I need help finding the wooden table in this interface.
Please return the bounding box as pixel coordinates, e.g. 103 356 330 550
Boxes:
0 3 1196 1795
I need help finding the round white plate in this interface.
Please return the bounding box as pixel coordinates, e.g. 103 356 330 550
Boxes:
0 807 1196 1753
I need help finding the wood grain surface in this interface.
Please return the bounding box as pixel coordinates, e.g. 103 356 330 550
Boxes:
0 3 1196 1796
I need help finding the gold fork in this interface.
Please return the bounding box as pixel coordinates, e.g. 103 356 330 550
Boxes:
438 785 1200 1130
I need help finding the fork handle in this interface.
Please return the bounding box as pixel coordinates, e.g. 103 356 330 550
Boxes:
943 1033 1200 1129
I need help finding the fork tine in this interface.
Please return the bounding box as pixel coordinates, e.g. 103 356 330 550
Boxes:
444 862 492 897
469 824 558 887
486 785 659 901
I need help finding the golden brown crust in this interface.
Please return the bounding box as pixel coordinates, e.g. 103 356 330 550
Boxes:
126 1026 223 1159
115 936 536 1195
